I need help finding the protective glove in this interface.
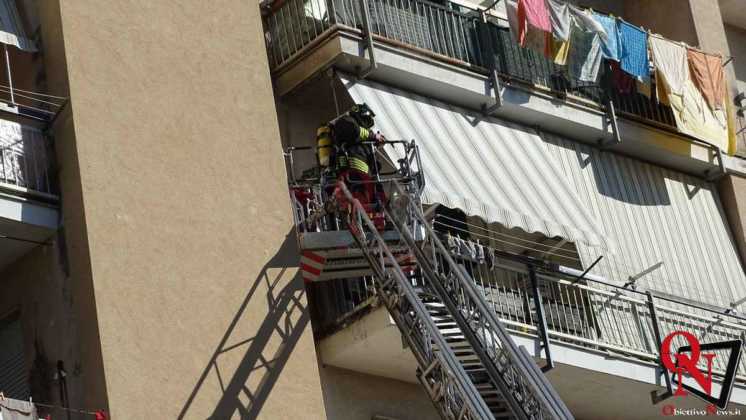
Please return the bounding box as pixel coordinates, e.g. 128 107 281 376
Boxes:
373 132 386 146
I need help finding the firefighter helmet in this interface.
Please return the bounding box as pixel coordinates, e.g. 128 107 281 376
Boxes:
349 103 376 129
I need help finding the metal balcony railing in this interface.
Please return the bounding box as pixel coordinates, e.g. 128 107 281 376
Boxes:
0 123 55 198
263 0 677 131
312 238 746 383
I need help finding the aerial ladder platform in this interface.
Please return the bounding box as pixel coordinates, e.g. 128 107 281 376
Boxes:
285 140 574 420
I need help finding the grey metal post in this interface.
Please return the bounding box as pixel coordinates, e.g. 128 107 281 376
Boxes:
529 265 554 372
325 0 337 25
359 0 377 78
647 291 674 403
4 44 14 106
478 10 501 115
599 62 620 148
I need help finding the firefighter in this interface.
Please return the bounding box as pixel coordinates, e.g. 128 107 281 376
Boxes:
317 104 386 226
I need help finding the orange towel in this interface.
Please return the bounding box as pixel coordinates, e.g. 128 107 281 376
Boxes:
687 49 726 111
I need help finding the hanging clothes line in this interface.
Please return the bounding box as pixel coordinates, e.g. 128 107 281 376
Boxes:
506 0 737 153
33 402 107 419
647 30 734 62
0 394 107 419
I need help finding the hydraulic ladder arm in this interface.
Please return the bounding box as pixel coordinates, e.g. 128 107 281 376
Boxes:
336 181 574 420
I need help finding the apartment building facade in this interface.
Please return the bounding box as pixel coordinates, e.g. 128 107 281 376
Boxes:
1 0 746 419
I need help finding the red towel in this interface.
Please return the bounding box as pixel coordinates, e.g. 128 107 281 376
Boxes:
610 61 635 94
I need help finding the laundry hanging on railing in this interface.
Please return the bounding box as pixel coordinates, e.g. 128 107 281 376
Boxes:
617 20 650 83
546 0 570 41
610 61 634 94
0 396 38 420
517 0 551 41
502 0 735 153
511 0 550 57
649 36 689 97
445 233 493 266
687 48 726 111
545 0 570 64
592 12 620 61
566 9 605 82
649 34 730 151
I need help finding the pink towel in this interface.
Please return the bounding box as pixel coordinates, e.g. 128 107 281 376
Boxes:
518 0 551 46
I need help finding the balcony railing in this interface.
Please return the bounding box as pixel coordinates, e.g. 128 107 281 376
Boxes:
0 122 55 198
264 0 677 132
311 240 746 384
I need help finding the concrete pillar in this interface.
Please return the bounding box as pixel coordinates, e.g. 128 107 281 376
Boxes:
719 174 746 269
37 0 327 418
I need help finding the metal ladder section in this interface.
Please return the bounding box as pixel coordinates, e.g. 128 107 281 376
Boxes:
338 182 574 420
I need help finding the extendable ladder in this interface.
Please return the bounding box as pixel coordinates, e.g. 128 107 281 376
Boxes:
336 181 574 420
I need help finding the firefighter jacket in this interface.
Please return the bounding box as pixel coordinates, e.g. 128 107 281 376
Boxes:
318 115 376 174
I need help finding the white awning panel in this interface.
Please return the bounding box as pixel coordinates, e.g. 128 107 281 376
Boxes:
544 133 746 306
340 76 608 248
0 0 35 52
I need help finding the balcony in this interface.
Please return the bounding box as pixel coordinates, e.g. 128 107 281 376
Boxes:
267 0 673 125
263 0 739 178
309 243 746 417
0 79 63 270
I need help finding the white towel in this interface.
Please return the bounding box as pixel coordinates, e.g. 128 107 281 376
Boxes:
649 35 689 97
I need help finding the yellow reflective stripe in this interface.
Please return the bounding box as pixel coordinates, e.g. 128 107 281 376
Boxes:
358 127 369 141
336 156 368 173
348 157 368 173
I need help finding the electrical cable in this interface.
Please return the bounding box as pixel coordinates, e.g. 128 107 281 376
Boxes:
0 87 65 108
34 401 102 416
0 84 68 100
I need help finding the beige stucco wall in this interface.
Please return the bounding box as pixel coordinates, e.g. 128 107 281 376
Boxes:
319 365 438 420
35 0 327 418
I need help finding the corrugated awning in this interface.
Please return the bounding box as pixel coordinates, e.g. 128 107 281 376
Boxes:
544 132 746 306
340 76 608 248
0 0 35 52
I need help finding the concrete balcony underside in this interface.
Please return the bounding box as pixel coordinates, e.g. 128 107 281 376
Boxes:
0 186 58 269
720 0 746 30
319 305 746 420
273 29 744 180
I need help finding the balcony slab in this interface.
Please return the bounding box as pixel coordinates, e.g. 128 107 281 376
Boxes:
274 31 742 180
319 306 746 419
0 189 58 269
